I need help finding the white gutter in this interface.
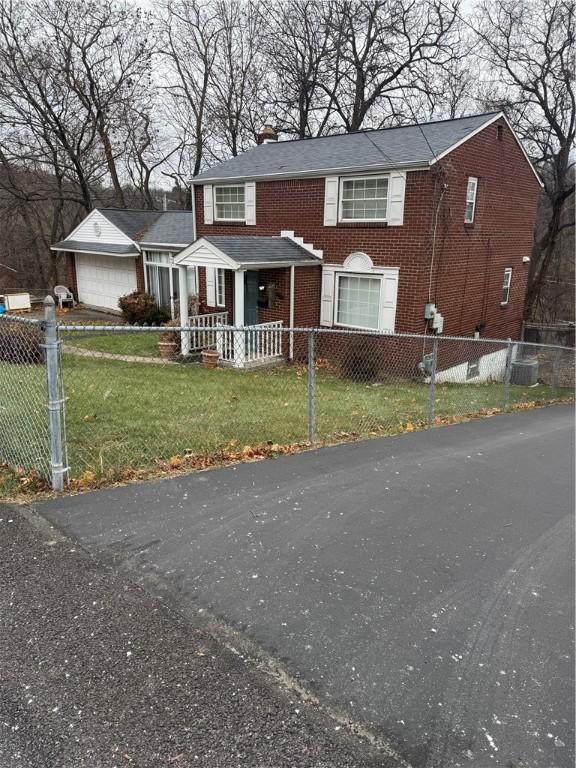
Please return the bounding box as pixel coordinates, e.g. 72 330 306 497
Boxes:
190 162 428 186
50 246 139 258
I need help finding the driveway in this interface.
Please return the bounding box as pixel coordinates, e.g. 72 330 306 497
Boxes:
38 405 575 768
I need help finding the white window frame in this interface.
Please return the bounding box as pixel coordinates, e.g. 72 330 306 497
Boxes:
464 176 478 223
334 271 383 332
501 267 512 306
338 175 389 223
143 251 199 319
216 267 226 307
466 359 480 380
214 184 246 222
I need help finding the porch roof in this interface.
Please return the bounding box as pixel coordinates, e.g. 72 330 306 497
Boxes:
174 235 322 270
51 239 139 257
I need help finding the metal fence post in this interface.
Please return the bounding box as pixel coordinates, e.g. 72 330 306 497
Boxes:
427 338 438 427
502 339 514 410
43 296 65 491
307 330 316 443
552 347 561 398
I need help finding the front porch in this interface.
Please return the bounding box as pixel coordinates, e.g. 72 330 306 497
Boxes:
175 234 322 368
187 312 284 369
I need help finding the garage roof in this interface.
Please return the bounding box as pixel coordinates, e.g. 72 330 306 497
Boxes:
50 240 139 256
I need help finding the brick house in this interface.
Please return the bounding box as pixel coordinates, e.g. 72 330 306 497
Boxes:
53 112 541 369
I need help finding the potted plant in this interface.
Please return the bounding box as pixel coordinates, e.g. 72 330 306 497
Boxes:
201 348 219 369
158 320 181 360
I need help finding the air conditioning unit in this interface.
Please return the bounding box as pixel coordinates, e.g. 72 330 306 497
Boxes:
511 358 539 386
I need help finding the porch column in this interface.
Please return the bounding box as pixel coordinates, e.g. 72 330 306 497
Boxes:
233 269 245 367
178 265 190 356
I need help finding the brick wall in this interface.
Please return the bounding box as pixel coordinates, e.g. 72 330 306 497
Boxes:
135 254 145 293
194 116 541 339
65 253 78 299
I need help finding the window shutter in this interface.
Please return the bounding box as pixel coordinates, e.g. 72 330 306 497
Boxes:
388 172 406 226
203 184 214 225
245 182 256 225
379 271 398 332
320 267 335 326
206 267 216 306
323 176 339 226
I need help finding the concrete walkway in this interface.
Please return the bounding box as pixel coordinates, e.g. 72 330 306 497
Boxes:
38 406 575 768
62 345 172 364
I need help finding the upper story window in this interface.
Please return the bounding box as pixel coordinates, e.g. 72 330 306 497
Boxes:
464 176 478 223
214 185 245 221
501 268 512 305
339 176 389 222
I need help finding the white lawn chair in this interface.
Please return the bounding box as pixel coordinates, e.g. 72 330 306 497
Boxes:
54 285 76 310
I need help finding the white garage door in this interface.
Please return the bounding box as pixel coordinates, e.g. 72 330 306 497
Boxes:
75 253 137 312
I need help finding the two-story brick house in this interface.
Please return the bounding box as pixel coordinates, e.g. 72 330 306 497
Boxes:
54 112 541 369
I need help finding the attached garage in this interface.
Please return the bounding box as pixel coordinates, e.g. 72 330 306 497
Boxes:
75 253 138 312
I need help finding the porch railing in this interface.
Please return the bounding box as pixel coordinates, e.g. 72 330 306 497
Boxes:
188 311 228 351
216 321 284 367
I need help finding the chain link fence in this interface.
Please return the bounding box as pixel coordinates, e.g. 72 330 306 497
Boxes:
1 307 574 491
0 314 51 479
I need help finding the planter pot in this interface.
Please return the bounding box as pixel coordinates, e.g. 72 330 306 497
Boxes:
201 349 220 369
158 341 179 360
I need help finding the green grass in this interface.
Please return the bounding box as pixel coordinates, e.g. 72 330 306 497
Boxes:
61 330 161 357
1 354 571 493
59 356 568 479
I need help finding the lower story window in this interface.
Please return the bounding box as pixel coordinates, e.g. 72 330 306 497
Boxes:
336 274 381 330
501 267 512 305
145 254 198 317
216 268 226 307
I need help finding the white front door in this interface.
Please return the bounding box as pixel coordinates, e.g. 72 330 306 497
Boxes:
75 253 137 311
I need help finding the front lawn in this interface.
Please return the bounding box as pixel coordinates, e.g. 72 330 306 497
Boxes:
58 355 568 480
62 329 161 357
1 353 571 493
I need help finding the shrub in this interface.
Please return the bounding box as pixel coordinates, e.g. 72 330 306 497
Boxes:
0 322 43 364
118 291 169 326
339 342 381 382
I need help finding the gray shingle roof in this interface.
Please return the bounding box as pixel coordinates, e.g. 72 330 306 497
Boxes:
204 236 321 265
139 211 195 246
51 240 139 256
194 113 501 183
97 209 195 246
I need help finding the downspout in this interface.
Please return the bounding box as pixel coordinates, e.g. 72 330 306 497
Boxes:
289 265 295 360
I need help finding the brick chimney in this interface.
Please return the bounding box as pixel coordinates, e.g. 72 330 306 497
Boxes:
256 124 278 145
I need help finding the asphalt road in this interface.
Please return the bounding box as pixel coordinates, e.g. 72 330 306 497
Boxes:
39 405 575 768
0 508 387 768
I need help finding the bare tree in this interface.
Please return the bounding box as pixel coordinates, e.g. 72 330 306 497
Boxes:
207 0 267 156
161 0 222 177
35 0 155 208
322 0 460 132
475 0 575 321
264 0 336 138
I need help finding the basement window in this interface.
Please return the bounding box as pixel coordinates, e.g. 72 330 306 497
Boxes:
466 359 480 380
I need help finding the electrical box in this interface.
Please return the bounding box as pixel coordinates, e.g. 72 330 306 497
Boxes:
432 312 444 334
424 303 436 320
